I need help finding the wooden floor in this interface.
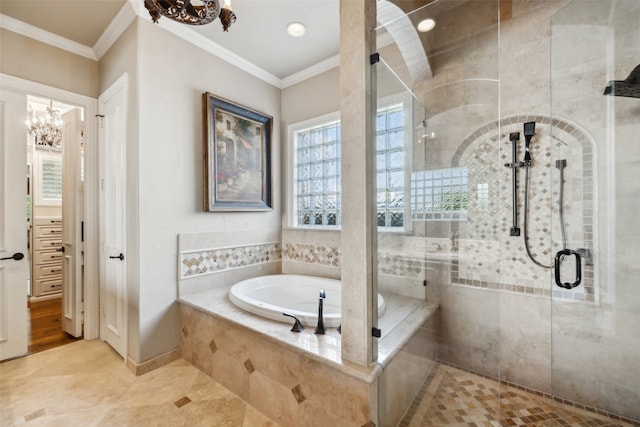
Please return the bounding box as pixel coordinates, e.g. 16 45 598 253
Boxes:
27 297 81 355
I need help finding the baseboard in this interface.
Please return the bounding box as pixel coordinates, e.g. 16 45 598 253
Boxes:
28 293 62 303
126 347 182 376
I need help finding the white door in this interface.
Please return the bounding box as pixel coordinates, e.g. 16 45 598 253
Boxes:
98 76 127 358
0 89 29 361
61 108 83 337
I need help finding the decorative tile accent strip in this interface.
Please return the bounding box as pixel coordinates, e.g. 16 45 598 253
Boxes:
180 242 281 279
24 409 46 422
282 242 341 268
291 384 306 404
243 359 255 374
174 396 191 408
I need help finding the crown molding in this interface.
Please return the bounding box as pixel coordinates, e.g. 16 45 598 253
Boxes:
153 15 282 88
1 1 343 89
93 0 137 59
280 54 340 89
0 14 97 60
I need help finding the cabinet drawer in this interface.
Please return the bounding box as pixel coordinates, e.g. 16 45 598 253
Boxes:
34 217 62 226
34 277 62 296
34 226 62 239
34 249 63 265
34 237 63 251
34 264 63 280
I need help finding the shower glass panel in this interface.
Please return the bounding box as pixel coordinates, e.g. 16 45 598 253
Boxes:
550 1 640 422
373 1 500 424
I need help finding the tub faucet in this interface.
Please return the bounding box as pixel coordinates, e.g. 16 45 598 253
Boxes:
283 313 304 332
314 289 326 335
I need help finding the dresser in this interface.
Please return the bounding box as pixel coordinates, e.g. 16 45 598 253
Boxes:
32 216 63 298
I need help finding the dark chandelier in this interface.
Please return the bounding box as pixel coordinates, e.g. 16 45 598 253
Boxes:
144 0 236 31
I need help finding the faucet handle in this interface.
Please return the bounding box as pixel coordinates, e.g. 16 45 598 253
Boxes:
283 313 305 332
319 289 325 299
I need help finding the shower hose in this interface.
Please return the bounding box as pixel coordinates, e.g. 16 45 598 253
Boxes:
523 164 568 269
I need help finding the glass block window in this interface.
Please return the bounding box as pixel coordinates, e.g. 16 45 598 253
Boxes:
294 120 341 227
376 104 405 228
411 167 468 221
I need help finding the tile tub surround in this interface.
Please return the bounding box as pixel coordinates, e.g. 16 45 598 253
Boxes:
178 285 438 426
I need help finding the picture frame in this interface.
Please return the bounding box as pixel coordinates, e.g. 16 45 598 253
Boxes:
203 92 273 211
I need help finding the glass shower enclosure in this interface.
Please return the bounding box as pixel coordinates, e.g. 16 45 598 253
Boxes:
371 0 639 425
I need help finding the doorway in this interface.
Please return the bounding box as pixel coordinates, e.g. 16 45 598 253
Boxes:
0 74 100 362
25 95 84 354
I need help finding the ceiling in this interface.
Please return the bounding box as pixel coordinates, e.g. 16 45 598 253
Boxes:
0 0 342 81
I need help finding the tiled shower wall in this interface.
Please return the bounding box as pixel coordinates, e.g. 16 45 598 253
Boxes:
450 114 596 302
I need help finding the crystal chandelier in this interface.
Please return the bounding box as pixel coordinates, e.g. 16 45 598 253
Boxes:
25 101 63 150
144 0 236 31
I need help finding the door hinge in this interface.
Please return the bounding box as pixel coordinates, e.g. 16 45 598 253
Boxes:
96 114 105 128
423 279 427 287
372 327 381 338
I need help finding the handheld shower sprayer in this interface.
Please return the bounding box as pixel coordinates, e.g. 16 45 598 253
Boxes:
523 121 535 166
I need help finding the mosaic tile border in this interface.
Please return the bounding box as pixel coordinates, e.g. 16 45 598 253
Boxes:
180 242 281 279
450 114 596 303
434 360 639 426
282 242 341 268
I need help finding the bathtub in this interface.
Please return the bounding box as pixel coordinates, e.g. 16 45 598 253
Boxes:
229 274 386 328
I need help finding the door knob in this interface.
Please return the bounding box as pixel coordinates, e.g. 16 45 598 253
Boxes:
109 253 125 261
1 252 24 261
56 247 65 253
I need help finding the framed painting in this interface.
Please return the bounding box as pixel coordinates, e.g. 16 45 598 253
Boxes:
203 92 273 211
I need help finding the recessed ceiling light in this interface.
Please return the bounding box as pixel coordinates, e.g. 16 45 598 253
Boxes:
287 22 307 37
417 18 436 32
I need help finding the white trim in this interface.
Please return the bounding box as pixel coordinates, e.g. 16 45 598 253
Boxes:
0 73 100 340
0 14 97 60
93 0 137 59
281 54 340 89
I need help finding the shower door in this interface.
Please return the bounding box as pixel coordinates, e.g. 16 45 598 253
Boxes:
550 0 640 422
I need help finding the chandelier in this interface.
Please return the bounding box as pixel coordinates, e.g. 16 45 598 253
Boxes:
25 101 63 150
144 0 236 31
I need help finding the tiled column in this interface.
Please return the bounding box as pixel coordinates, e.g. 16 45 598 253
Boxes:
339 0 377 366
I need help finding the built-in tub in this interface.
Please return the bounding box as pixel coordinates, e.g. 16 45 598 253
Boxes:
229 274 386 328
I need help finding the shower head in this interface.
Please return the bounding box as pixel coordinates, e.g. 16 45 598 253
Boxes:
603 64 640 98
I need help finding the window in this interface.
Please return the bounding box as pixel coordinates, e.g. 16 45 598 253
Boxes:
35 151 63 206
290 104 408 230
294 118 341 227
411 167 468 221
376 104 405 228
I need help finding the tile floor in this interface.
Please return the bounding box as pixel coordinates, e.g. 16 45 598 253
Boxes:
3 342 637 427
400 364 637 427
0 340 278 426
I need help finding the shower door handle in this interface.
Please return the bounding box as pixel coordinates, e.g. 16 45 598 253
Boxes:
554 249 582 289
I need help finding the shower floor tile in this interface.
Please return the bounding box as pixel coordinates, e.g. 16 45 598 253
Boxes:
400 364 635 427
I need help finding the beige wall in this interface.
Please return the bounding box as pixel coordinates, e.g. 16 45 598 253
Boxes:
135 19 282 362
0 29 99 97
280 67 342 276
